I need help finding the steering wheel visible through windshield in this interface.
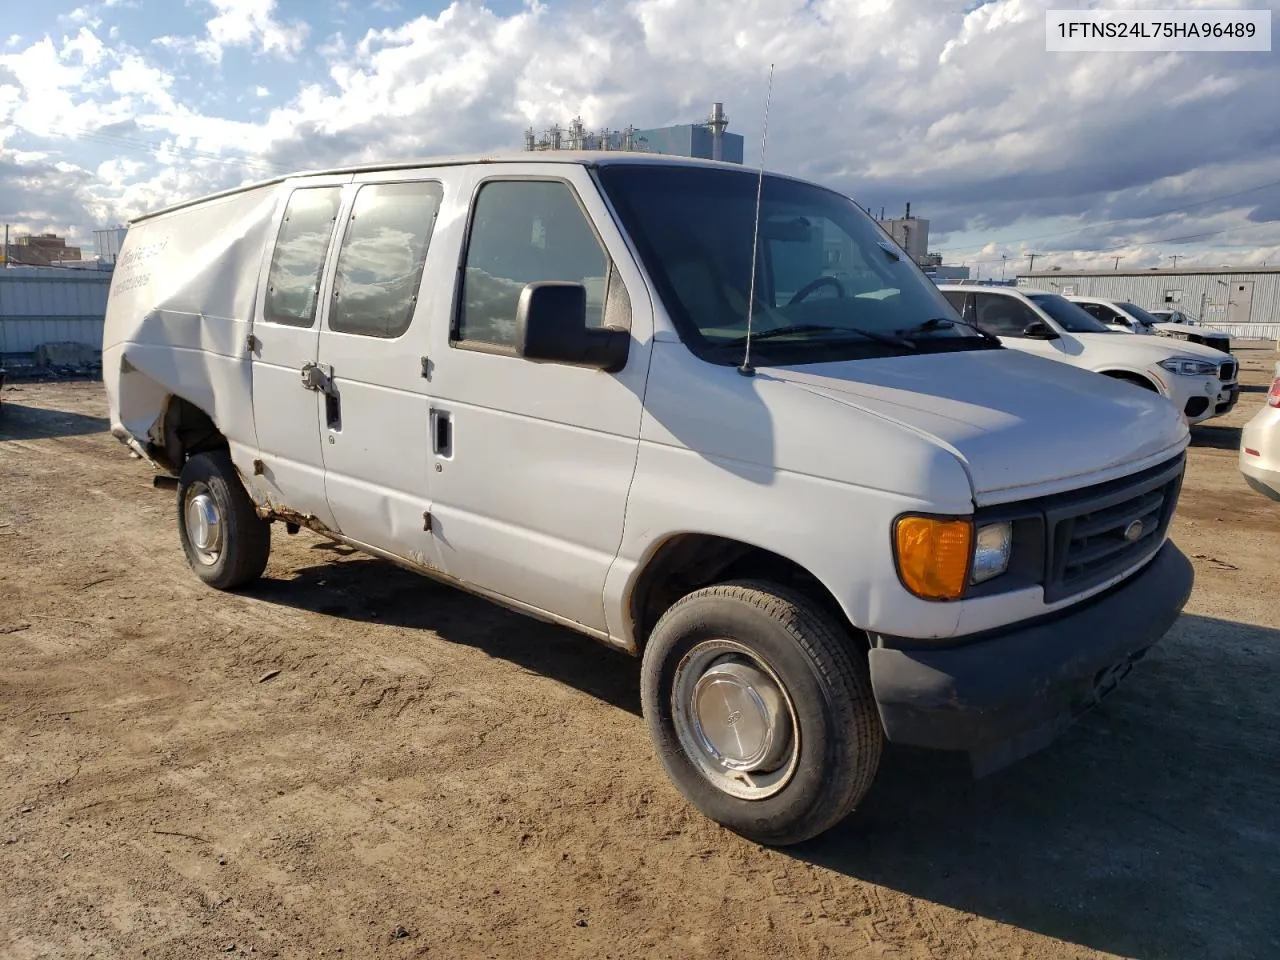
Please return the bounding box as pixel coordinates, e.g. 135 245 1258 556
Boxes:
595 163 996 364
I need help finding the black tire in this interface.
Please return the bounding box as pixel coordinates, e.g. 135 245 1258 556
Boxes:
640 580 883 846
176 450 270 590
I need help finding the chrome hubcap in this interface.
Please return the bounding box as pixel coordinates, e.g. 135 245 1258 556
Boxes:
184 485 223 565
672 640 799 800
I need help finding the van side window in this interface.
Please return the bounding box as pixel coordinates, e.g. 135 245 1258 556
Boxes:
457 180 609 347
973 293 1037 338
330 181 443 339
264 187 343 327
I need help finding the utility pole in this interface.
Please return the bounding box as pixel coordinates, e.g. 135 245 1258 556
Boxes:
1168 254 1181 268
1027 252 1041 273
1113 255 1124 271
2 223 8 266
1001 254 1009 281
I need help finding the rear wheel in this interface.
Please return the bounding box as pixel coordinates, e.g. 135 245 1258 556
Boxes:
176 450 270 589
640 580 883 846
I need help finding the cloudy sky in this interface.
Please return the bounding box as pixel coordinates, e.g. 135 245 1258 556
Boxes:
1 0 1278 274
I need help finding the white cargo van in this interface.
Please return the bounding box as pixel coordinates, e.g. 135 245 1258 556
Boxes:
104 153 1194 845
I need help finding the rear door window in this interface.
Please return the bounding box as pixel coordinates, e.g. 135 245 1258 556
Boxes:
329 181 443 339
264 186 343 327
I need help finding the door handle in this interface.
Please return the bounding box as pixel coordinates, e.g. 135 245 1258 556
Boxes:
301 363 341 430
325 389 341 432
300 361 334 393
431 409 452 458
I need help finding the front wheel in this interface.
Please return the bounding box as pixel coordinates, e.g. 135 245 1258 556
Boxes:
640 580 883 846
176 450 271 590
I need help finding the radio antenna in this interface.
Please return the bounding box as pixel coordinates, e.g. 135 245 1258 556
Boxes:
738 62 775 378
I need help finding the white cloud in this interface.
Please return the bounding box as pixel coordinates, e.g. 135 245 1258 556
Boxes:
108 56 178 113
195 0 310 63
1 0 1279 266
5 35 21 48
64 7 102 28
62 26 107 68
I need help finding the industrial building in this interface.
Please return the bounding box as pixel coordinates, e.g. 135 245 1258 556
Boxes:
867 205 970 279
0 265 111 372
877 204 930 265
524 102 744 164
1 230 82 266
1016 266 1280 339
94 226 129 264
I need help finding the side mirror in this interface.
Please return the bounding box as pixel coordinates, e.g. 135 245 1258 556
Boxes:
515 282 629 372
1023 320 1060 340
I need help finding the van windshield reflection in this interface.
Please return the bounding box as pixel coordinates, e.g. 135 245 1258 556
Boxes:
595 163 1000 364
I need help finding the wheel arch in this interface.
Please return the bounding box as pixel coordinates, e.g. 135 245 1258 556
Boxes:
1098 368 1162 393
151 394 229 478
626 533 862 655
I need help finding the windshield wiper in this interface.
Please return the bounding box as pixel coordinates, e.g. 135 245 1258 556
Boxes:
896 316 1001 345
726 323 917 349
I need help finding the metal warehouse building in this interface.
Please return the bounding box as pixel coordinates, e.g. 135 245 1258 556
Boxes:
1015 266 1280 340
0 266 111 367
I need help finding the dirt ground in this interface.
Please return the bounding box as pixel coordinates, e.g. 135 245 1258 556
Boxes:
2 347 1278 960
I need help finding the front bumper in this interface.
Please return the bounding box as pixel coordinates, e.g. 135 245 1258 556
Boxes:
1179 379 1238 423
868 541 1194 775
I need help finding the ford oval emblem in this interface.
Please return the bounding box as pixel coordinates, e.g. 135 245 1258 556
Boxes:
1123 519 1144 542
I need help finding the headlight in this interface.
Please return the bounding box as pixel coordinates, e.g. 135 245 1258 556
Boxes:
894 517 1014 600
971 521 1012 583
1158 357 1218 377
894 516 971 601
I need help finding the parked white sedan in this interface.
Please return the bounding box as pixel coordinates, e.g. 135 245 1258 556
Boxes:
938 284 1240 424
1240 362 1280 501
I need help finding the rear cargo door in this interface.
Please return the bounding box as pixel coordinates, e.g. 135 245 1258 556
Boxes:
311 172 446 568
248 175 351 530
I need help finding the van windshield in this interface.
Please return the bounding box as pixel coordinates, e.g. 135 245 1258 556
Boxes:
595 163 998 364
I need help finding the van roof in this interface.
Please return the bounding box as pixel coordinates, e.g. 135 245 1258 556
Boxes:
129 151 793 224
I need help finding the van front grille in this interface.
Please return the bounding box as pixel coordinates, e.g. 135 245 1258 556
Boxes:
1040 455 1185 603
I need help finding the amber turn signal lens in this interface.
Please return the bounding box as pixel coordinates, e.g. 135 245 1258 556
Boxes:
894 516 973 601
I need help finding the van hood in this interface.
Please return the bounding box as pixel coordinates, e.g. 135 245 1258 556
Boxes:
765 347 1188 503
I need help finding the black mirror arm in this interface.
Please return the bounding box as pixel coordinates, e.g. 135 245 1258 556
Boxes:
580 327 630 372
